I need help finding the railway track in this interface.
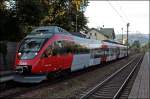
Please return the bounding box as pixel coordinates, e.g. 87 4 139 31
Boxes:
80 55 143 99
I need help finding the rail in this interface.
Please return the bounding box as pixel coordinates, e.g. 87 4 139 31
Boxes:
80 55 143 99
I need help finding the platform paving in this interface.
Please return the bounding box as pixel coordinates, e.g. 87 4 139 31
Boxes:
0 70 14 83
128 52 149 99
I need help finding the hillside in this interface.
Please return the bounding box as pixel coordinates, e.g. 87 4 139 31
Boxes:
116 34 149 45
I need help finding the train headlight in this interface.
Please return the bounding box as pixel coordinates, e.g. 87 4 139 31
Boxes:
18 52 21 55
35 52 38 55
17 52 21 59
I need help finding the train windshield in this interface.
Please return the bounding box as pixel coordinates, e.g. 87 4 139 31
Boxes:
18 38 46 59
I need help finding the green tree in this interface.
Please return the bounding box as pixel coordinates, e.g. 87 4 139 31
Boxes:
40 0 88 32
0 0 22 41
131 40 141 52
141 41 150 52
0 0 89 41
132 40 140 48
16 0 47 26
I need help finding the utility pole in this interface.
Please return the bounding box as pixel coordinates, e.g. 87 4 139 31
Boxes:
121 28 123 44
127 23 130 56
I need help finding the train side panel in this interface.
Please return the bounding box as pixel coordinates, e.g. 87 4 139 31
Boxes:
71 54 90 72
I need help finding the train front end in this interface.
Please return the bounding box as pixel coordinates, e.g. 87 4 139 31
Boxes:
14 37 49 83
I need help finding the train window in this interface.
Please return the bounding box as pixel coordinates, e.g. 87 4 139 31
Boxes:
19 38 47 59
52 41 64 56
114 48 117 54
19 38 46 52
42 41 64 57
93 48 105 58
64 40 90 54
48 40 90 55
64 41 75 54
103 48 109 56
110 48 114 56
53 41 63 48
43 45 53 57
109 48 111 56
75 43 90 54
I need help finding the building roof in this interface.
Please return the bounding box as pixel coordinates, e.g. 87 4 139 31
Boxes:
88 28 109 38
99 28 115 39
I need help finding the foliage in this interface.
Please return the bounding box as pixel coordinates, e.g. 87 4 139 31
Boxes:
132 40 140 48
130 40 141 52
0 0 25 41
16 0 47 26
141 41 150 52
40 0 88 32
0 0 89 41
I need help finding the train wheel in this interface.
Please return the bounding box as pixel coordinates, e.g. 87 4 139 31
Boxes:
47 68 71 79
47 71 61 79
60 68 71 77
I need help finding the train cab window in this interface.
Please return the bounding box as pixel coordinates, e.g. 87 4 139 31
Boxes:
19 38 46 59
19 38 45 52
42 41 64 57
43 45 53 57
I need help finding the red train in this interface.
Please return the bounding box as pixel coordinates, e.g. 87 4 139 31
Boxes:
14 26 127 83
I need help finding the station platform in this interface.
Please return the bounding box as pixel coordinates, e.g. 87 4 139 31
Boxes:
0 70 14 83
128 52 149 98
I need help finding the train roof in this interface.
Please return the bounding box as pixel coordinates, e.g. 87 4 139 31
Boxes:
103 39 123 45
24 26 126 49
26 26 71 38
25 26 101 43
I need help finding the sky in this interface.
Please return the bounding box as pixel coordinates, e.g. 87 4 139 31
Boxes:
84 1 149 34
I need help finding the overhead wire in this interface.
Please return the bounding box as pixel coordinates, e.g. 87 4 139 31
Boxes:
115 1 130 22
107 0 133 35
107 0 127 23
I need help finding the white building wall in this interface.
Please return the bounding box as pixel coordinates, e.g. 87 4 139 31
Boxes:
87 30 108 40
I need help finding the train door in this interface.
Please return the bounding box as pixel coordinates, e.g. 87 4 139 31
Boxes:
41 45 54 72
51 41 65 71
41 41 64 72
101 48 107 63
50 40 73 71
60 40 73 70
116 47 120 59
89 49 94 66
